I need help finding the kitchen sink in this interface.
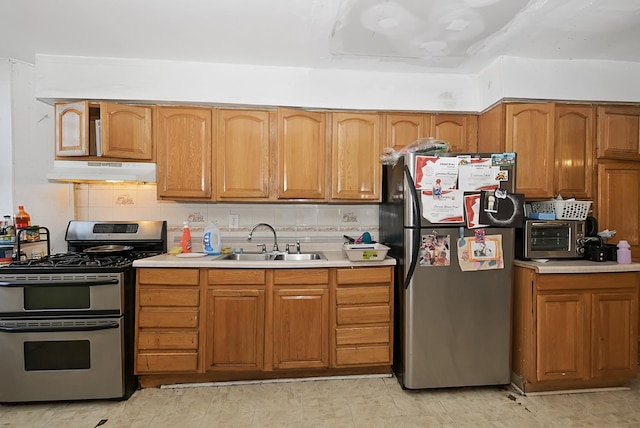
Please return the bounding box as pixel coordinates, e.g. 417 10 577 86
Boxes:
220 253 276 261
273 253 326 261
219 252 326 261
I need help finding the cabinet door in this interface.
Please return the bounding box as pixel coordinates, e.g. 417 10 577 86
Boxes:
276 108 327 200
217 109 271 200
536 293 589 382
273 287 329 369
505 103 556 198
100 103 154 160
597 161 640 261
156 106 213 199
554 105 595 199
597 105 640 160
591 292 638 379
431 114 478 153
331 112 381 201
383 113 429 152
55 101 90 156
205 288 265 371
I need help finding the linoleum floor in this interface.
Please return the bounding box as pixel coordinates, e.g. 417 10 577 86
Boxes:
2 375 640 427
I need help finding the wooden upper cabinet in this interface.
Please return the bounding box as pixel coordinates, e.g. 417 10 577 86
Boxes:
597 161 640 261
554 104 595 199
156 106 213 199
276 108 327 200
55 101 90 156
384 113 477 153
597 105 640 161
383 113 429 152
100 102 153 159
431 114 478 153
479 103 556 199
55 101 153 160
331 112 382 201
216 109 271 200
506 103 555 198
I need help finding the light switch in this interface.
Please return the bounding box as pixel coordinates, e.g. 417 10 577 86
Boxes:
229 214 239 229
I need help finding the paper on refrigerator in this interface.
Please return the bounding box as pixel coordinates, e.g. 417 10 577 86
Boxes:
421 190 464 223
457 158 501 191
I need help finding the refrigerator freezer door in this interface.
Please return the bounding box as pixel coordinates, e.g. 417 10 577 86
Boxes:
401 152 516 228
400 227 514 389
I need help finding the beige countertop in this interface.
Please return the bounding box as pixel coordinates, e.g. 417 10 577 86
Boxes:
133 249 396 269
514 259 640 274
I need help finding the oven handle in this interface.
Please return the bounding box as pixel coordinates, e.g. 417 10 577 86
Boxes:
0 322 120 333
0 279 119 287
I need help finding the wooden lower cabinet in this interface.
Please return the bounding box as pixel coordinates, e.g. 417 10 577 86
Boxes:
135 268 201 374
135 265 394 385
273 269 330 369
205 269 266 371
334 266 393 367
512 267 638 392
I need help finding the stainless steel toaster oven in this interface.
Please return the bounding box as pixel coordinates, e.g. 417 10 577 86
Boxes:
516 219 586 260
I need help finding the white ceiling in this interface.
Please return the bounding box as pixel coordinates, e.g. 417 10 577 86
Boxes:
2 0 640 74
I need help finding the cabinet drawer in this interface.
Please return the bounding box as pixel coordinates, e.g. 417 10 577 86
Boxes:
335 346 391 366
136 352 199 373
208 269 266 285
537 272 639 291
139 287 199 307
337 267 392 284
138 308 199 328
138 268 199 285
336 326 389 345
336 286 389 305
138 331 199 350
274 269 329 284
337 305 390 325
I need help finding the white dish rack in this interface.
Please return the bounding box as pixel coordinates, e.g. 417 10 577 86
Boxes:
343 243 390 261
530 200 592 221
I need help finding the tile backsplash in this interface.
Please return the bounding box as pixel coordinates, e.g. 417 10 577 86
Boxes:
74 183 379 251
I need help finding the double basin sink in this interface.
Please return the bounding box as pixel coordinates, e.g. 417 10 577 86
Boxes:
219 252 326 262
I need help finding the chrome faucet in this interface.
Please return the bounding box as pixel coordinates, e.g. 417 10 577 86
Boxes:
248 223 279 252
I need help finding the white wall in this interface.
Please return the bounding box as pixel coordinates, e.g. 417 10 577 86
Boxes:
3 59 73 253
35 54 640 112
0 61 13 216
35 55 479 112
477 57 640 109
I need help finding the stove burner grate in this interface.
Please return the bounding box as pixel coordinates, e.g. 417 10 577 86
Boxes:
7 251 157 269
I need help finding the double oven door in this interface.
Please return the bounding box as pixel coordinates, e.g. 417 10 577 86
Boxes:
0 271 134 403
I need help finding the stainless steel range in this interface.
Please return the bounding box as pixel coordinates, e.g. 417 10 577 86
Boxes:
0 220 166 403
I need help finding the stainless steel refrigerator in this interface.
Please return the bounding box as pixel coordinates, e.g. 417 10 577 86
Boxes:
380 151 518 389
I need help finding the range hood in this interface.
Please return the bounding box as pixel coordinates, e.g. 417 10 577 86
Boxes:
47 160 157 183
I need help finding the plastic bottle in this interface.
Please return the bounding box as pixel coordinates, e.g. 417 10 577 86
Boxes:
15 206 31 230
203 220 222 255
180 221 192 253
617 240 632 264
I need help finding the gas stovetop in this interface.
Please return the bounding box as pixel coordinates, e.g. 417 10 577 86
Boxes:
1 220 167 273
6 251 160 269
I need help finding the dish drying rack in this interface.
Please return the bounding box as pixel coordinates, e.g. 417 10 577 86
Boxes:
530 200 592 221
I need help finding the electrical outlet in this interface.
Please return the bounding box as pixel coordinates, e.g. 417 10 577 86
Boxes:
229 214 239 229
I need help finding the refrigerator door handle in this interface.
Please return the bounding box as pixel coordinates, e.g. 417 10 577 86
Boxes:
404 228 421 289
404 165 421 228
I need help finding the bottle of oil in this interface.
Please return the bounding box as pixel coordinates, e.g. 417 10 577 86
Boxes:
15 206 31 231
